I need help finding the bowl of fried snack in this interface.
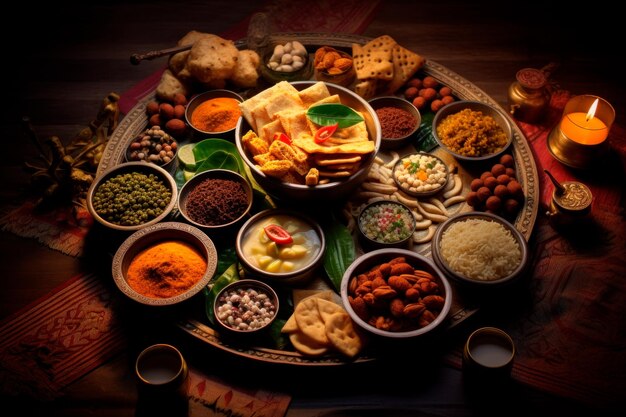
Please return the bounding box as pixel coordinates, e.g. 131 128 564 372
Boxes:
341 248 452 340
235 80 381 203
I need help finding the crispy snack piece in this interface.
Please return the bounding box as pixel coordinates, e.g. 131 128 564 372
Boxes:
298 82 331 107
230 49 260 88
239 81 300 131
314 154 362 166
354 79 378 100
294 297 328 345
155 69 190 102
352 36 396 81
281 314 299 334
385 43 426 94
289 332 329 356
187 35 239 85
305 168 320 186
325 312 363 358
260 160 292 178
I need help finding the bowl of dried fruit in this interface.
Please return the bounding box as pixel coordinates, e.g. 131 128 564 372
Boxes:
313 46 356 88
341 248 452 340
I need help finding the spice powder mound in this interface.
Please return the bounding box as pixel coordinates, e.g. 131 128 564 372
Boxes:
376 106 417 138
185 178 249 226
127 240 207 298
190 97 241 132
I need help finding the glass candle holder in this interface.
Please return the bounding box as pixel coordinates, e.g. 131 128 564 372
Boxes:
547 95 615 169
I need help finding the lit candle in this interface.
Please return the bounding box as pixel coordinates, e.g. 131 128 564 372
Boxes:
560 98 608 145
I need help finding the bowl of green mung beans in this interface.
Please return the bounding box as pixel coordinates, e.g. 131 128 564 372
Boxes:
87 161 177 232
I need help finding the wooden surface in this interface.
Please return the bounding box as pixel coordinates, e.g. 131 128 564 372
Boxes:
2 1 622 416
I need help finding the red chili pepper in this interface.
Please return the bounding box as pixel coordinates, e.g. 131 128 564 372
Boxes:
264 224 293 244
314 123 339 144
273 132 292 145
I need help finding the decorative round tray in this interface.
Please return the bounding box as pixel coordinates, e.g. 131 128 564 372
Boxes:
99 33 539 365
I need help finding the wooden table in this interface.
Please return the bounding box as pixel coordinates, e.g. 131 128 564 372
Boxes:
2 1 623 415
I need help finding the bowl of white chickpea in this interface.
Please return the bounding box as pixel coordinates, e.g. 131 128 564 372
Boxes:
392 152 449 198
235 208 326 286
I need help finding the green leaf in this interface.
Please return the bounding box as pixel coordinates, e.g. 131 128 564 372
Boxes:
195 150 240 173
204 263 239 325
192 138 245 174
414 111 438 152
321 213 356 292
306 103 364 129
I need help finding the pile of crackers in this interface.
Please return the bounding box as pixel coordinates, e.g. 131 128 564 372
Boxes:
281 291 364 358
352 35 426 99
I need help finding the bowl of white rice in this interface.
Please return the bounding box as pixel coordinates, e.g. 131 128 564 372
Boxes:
431 211 529 287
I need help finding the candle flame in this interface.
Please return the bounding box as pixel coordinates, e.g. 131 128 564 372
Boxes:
586 98 599 121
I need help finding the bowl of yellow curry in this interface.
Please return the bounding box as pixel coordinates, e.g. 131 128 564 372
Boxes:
235 208 325 286
235 80 381 203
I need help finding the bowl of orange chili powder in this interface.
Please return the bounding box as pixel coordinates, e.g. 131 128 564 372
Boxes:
112 221 218 306
185 89 244 138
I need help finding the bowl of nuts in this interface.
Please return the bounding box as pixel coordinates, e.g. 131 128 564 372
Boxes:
341 248 452 340
213 279 279 338
125 126 178 174
260 40 313 84
313 46 355 88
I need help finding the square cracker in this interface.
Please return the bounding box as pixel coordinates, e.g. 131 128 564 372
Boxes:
385 43 426 94
352 43 394 81
239 81 299 130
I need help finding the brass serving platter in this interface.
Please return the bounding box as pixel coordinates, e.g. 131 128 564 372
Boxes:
100 33 539 366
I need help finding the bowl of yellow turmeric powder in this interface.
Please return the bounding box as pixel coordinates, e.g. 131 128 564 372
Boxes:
112 221 218 306
185 89 244 138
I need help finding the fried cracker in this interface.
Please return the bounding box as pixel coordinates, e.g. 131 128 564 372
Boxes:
314 154 362 165
294 297 328 345
385 43 426 94
325 312 363 358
